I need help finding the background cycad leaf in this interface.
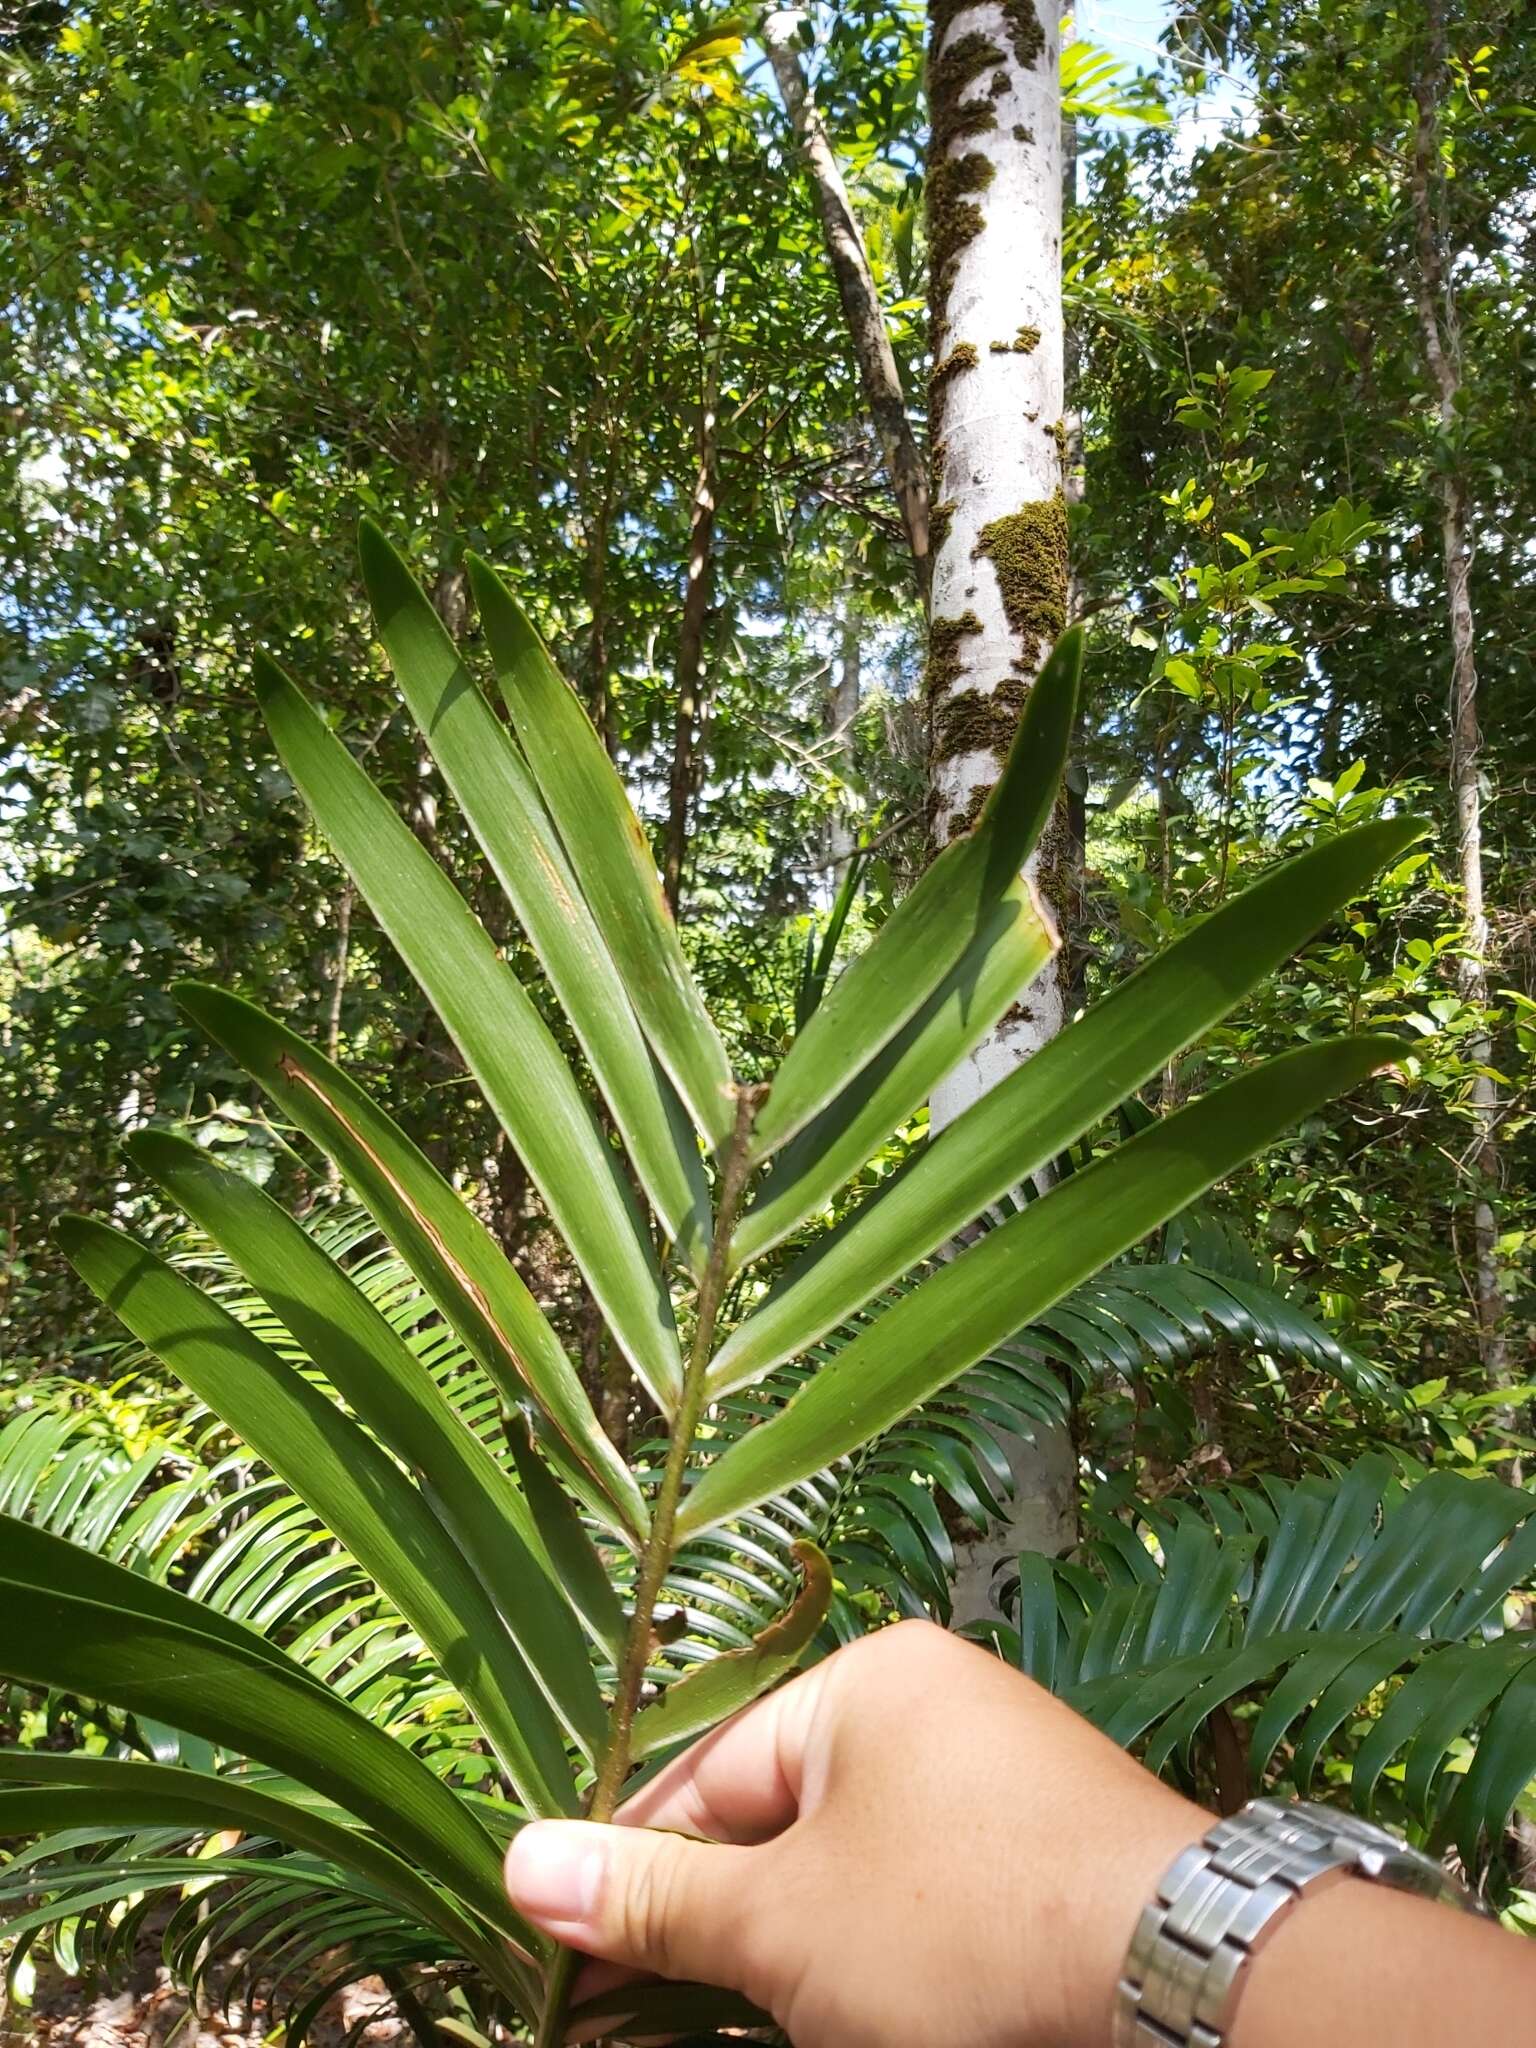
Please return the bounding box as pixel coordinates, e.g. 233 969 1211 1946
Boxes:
0 1755 491 1970
996 1460 1536 1854
358 522 710 1271
748 628 1081 1161
253 653 683 1414
173 982 646 1542
0 1524 528 1956
58 1214 578 1817
682 1038 1404 1534
714 818 1422 1393
126 1129 605 1759
467 552 735 1154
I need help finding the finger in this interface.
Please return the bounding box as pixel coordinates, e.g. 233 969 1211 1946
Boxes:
617 1653 831 1843
505 1819 766 1986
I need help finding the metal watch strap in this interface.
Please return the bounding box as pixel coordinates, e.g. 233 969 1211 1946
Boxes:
1113 1798 1480 2048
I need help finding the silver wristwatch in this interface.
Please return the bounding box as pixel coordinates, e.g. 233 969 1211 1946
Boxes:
1114 1798 1483 2047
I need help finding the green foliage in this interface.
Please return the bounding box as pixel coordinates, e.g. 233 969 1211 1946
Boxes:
983 1456 1536 1867
0 534 1408 2037
5 0 1535 2026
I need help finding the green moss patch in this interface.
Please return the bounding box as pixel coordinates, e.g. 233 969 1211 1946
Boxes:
944 778 994 841
989 324 1041 354
1001 0 1046 70
932 674 1027 768
975 491 1068 675
928 340 978 435
924 609 983 704
928 151 994 335
932 30 1005 152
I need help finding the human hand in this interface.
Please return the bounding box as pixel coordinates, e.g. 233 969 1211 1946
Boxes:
504 1619 1206 2048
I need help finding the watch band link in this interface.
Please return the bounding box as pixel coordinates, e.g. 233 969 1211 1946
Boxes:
1112 1799 1456 2048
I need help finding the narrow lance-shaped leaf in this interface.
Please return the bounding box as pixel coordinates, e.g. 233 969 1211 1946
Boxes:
682 1037 1406 1534
1350 1639 1530 1821
630 1541 832 1760
504 1411 627 1664
59 1215 578 1818
714 817 1423 1393
0 1511 325 1686
359 522 710 1271
127 1129 605 1760
731 876 1057 1268
0 1755 501 1980
0 1521 530 1956
174 981 646 1544
253 654 683 1414
1447 1654 1536 1865
748 628 1082 1160
467 551 736 1153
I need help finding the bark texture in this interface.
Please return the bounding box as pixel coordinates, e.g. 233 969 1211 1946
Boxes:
762 8 931 604
1410 4 1506 1390
924 0 1077 1604
926 0 1069 1109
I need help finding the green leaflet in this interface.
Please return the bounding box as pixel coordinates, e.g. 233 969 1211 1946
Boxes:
359 523 710 1271
468 552 735 1154
0 1527 527 1953
504 1411 627 1664
749 627 1081 1160
127 1130 605 1761
714 815 1424 1393
59 1215 577 1818
254 653 683 1414
1448 1655 1536 1866
730 876 1057 1269
630 1541 832 1759
0 1754 501 1979
681 1038 1405 1534
173 981 645 1543
0 1511 325 1684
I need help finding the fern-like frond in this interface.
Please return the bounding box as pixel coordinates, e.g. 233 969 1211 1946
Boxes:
982 1455 1536 1868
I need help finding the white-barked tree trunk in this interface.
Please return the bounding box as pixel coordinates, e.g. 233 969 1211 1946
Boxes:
924 0 1077 1612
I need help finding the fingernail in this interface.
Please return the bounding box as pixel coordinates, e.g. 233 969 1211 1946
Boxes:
505 1821 608 1930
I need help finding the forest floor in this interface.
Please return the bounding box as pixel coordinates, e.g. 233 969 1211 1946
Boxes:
1 1944 410 2048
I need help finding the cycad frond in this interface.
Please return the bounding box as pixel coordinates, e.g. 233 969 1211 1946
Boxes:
982 1456 1536 1861
0 534 1422 2041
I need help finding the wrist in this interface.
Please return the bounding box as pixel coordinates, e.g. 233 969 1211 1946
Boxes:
1047 1785 1210 2048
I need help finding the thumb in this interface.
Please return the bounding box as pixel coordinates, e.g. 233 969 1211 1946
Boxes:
505 1818 763 1985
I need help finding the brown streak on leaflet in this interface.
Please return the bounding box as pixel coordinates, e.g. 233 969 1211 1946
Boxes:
273 1051 619 1513
526 829 583 927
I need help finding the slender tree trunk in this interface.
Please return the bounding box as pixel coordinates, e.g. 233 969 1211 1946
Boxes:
1059 4 1087 1009
824 608 862 889
321 881 355 1190
662 371 719 918
925 0 1077 1614
584 493 616 757
761 7 931 604
1410 6 1506 1391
